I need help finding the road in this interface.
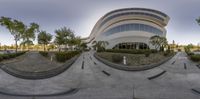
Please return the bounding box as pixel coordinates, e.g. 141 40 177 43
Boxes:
0 51 200 99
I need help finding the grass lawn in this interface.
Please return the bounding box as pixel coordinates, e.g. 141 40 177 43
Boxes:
97 52 174 66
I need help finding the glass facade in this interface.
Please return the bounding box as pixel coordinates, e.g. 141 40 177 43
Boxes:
104 23 163 36
113 42 149 49
100 12 164 27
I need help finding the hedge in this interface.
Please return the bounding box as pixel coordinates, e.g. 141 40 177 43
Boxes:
190 54 200 62
0 51 26 62
39 51 48 57
55 51 80 62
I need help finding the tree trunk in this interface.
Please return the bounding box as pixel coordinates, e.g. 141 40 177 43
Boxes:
44 44 46 51
27 44 29 51
15 40 18 53
58 45 61 52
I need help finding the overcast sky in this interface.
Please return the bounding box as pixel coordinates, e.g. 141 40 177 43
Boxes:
0 0 200 45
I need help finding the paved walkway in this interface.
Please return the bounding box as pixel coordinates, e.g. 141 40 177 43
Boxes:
2 52 63 72
0 51 200 99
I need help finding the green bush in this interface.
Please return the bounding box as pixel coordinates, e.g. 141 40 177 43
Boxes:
0 55 3 62
163 52 169 56
97 47 105 52
39 51 48 57
2 54 9 59
55 51 80 62
150 49 158 53
111 54 123 63
145 51 151 57
187 52 194 56
190 54 200 62
0 51 26 61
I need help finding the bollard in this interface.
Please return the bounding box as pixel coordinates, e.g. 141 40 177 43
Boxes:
51 55 53 61
123 56 127 65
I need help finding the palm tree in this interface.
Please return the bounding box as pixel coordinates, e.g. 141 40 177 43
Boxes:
38 31 52 51
149 35 168 51
159 37 168 51
93 41 109 51
0 17 25 52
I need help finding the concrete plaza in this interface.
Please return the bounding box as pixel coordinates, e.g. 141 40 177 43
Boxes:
0 51 200 99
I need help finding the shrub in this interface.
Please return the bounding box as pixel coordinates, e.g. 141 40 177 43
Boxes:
97 47 105 52
150 49 158 53
39 51 48 57
0 51 26 61
163 52 169 56
111 54 123 63
2 54 10 59
55 51 80 62
187 52 194 56
145 51 151 57
0 55 3 62
190 54 200 62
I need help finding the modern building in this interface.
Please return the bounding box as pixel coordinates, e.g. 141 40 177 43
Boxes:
86 8 170 49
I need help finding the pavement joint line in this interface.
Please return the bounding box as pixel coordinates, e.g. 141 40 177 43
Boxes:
184 63 187 70
148 70 166 80
102 70 111 76
82 61 84 69
132 87 135 99
171 61 176 65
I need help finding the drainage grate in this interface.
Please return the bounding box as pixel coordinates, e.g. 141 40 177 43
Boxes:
184 63 187 70
82 61 84 69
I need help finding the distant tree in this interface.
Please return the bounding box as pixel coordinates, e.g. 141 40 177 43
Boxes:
21 23 39 50
48 44 56 51
38 31 52 51
71 36 82 50
187 43 194 49
54 27 73 51
80 42 87 51
0 17 25 52
196 17 200 25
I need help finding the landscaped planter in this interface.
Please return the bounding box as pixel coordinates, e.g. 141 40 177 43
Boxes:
94 53 175 71
0 55 80 79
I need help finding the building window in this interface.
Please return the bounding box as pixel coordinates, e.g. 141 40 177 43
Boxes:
113 42 149 50
104 23 163 36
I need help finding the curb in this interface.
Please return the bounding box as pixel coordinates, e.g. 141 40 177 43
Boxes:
0 88 79 97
